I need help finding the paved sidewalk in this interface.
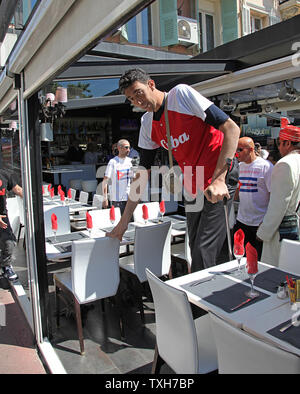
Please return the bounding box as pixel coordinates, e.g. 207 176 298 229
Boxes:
0 278 46 374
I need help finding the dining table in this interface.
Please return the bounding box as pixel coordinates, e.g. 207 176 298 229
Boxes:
165 258 300 350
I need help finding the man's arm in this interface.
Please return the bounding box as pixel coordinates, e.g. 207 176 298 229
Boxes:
102 176 110 209
204 118 240 203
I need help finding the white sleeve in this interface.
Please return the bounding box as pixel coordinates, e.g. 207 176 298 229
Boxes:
105 159 115 178
138 113 160 150
264 161 274 192
168 84 213 121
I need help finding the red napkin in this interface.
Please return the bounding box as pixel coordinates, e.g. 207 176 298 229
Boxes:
57 185 62 193
51 213 58 231
246 242 258 274
42 185 45 195
86 211 93 229
233 228 245 255
50 187 55 198
67 188 72 199
110 206 115 221
142 204 149 220
60 191 65 201
47 184 52 192
159 200 165 214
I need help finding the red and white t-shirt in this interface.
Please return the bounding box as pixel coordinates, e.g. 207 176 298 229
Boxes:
138 84 224 195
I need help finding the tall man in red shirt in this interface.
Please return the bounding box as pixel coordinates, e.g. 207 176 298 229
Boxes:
108 68 240 271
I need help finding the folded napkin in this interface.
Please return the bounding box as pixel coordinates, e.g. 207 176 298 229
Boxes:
246 242 258 274
50 187 55 198
233 228 245 256
47 184 52 192
60 191 65 201
67 188 72 199
142 204 149 220
86 211 93 229
51 213 58 231
159 200 165 214
110 205 115 222
42 185 45 195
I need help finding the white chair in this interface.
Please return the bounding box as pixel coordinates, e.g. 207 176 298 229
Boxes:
68 188 76 200
171 228 191 274
54 237 121 355
209 311 300 374
133 202 160 222
43 205 70 237
79 190 89 204
81 180 98 193
92 194 104 209
16 196 25 245
7 197 20 238
146 269 218 374
89 207 121 229
278 239 300 275
119 221 172 323
69 179 82 191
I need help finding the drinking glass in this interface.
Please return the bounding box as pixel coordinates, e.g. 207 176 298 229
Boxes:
245 264 259 298
233 245 244 276
53 230 57 243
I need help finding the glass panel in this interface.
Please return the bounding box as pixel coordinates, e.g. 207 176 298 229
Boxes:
205 14 214 51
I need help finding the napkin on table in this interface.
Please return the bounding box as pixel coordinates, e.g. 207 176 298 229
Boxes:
233 228 245 255
110 205 115 222
51 213 58 231
159 200 165 214
142 204 149 220
67 188 72 199
246 242 258 274
86 211 93 229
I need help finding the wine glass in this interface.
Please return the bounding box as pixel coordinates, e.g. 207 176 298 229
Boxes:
245 263 259 298
233 245 244 276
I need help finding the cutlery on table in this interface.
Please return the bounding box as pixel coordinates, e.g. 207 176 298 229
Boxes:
190 275 216 287
230 295 259 311
279 321 294 333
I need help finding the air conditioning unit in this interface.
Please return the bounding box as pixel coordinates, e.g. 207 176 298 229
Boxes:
177 16 199 46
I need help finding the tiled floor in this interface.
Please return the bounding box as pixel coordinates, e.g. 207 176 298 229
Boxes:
12 235 229 374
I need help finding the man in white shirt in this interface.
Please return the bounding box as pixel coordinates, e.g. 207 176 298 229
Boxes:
234 137 273 259
102 139 133 214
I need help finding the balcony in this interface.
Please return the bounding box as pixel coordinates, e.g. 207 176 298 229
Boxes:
279 0 300 20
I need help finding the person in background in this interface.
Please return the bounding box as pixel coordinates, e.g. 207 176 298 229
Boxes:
84 142 99 164
257 118 300 266
102 139 133 214
106 143 118 162
108 68 240 272
234 137 273 259
267 149 280 165
0 170 23 281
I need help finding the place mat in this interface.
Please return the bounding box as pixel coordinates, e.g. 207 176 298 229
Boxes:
244 266 300 294
182 276 269 313
55 244 72 253
46 232 88 244
267 320 300 349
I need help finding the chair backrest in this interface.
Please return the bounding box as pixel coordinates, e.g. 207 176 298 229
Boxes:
69 188 76 200
133 202 160 222
88 207 121 229
43 205 70 237
72 237 120 304
16 195 25 226
79 190 89 204
92 194 104 209
209 312 300 374
7 197 20 237
185 228 191 268
134 221 171 282
278 239 300 275
146 269 199 374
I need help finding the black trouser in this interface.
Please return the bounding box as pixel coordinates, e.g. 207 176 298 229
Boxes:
233 220 263 261
185 159 239 272
112 201 127 215
0 224 16 268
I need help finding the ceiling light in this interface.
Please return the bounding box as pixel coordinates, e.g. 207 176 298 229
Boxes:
220 94 236 113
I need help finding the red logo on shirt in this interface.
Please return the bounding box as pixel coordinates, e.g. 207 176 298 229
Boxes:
0 188 5 195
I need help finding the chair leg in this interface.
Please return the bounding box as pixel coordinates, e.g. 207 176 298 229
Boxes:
74 298 85 355
114 289 126 339
17 223 22 243
151 343 165 374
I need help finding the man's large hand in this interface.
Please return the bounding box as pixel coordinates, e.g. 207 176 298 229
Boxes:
204 179 230 203
106 220 128 241
0 215 7 229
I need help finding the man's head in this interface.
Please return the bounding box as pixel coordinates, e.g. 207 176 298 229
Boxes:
117 139 130 158
236 137 256 164
276 117 300 157
119 68 164 112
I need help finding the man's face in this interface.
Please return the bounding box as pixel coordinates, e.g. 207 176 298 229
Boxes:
276 138 288 157
118 143 130 157
236 144 251 163
124 80 156 112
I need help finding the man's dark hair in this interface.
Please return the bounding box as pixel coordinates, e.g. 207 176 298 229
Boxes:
119 68 151 94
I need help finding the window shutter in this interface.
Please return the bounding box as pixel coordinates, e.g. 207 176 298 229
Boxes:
159 0 178 47
221 0 238 43
242 5 251 35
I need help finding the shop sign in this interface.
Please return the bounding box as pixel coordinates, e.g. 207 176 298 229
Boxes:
242 126 271 137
